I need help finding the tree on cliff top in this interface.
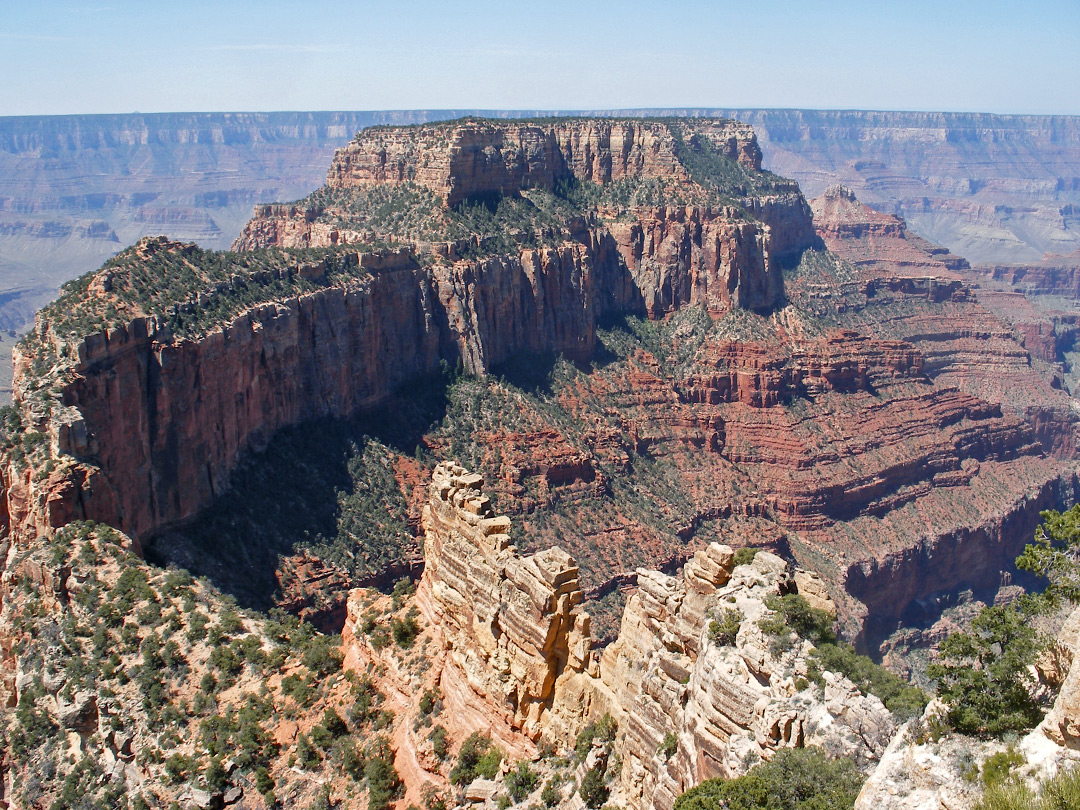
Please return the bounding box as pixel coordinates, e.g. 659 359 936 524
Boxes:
929 505 1080 737
1017 503 1080 607
927 603 1045 736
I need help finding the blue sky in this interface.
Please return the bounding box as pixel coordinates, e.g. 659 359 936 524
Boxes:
2 0 1077 116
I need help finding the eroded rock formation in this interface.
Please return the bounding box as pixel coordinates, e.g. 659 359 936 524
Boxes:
810 185 1079 460
3 117 1077 673
4 118 818 552
407 463 895 810
415 462 594 740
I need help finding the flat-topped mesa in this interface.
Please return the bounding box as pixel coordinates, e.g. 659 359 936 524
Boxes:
415 461 595 741
325 118 761 205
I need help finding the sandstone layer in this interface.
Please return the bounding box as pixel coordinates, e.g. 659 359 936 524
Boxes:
403 463 894 810
2 117 1076 659
811 185 1079 460
414 462 593 740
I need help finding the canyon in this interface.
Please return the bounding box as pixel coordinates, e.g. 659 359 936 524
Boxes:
3 116 1075 646
2 113 1080 809
2 107 1075 340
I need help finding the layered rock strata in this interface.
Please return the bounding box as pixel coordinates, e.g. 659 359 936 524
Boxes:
4 118 818 550
414 462 594 740
973 250 1080 299
579 546 894 810
3 117 1077 664
410 463 894 810
302 119 758 209
810 185 1079 459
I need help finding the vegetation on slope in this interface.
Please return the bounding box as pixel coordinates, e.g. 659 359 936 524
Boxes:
674 747 865 810
974 765 1080 810
149 307 793 638
665 121 797 203
38 239 371 345
1 521 402 809
757 592 929 720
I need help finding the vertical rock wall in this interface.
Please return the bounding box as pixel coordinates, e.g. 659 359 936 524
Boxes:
410 463 895 810
414 462 594 740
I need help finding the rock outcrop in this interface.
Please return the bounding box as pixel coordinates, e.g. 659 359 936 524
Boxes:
974 250 1080 299
719 108 1080 265
3 117 1077 675
576 547 894 810
415 462 594 740
410 463 895 810
318 119 759 207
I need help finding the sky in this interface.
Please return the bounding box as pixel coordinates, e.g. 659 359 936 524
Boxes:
1 0 1078 117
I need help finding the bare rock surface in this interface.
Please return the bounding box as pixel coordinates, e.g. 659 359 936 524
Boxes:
413 462 895 810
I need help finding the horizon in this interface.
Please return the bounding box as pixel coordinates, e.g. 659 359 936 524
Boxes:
3 0 1078 117
4 106 1080 122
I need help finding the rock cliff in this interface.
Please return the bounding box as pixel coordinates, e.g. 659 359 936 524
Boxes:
320 119 760 205
398 463 894 810
811 185 1079 460
2 117 816 549
719 108 1080 265
414 462 594 740
3 117 1076 666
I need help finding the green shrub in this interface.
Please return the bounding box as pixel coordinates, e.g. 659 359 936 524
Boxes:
204 757 228 792
506 761 539 803
732 548 759 567
296 733 322 769
975 765 1080 810
322 707 348 737
574 714 617 761
659 732 678 760
256 766 275 796
927 603 1046 737
808 642 928 720
338 738 365 780
429 725 450 760
674 747 864 810
451 732 503 785
1017 504 1080 606
302 634 343 676
419 688 439 716
980 747 1025 788
579 766 609 809
422 784 447 810
392 577 415 608
364 737 402 810
392 611 420 648
164 753 196 784
767 594 836 645
708 609 742 647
